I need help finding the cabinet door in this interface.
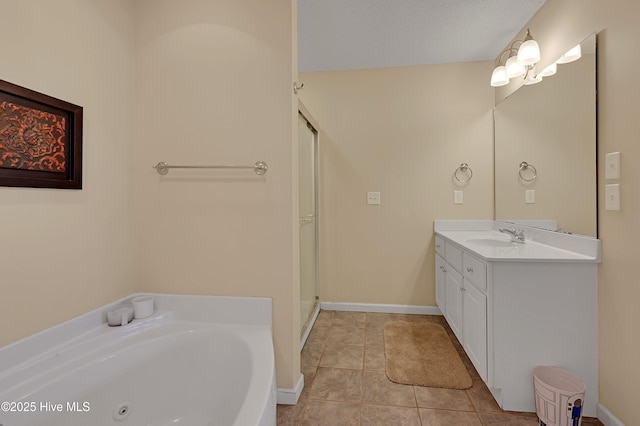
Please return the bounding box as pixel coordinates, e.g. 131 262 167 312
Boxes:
445 267 463 342
435 254 446 312
463 280 487 381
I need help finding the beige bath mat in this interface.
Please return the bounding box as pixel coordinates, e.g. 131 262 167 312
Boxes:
383 321 472 389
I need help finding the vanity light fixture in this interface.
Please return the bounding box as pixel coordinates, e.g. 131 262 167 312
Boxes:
538 62 557 77
556 44 582 64
523 73 543 85
516 29 541 65
490 29 541 87
490 65 509 87
505 54 526 78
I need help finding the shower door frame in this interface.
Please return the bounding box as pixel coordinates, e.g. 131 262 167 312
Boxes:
298 110 319 344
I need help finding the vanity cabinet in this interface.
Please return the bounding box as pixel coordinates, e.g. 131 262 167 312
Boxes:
435 253 446 312
461 278 487 381
444 266 463 341
436 236 488 380
434 223 599 417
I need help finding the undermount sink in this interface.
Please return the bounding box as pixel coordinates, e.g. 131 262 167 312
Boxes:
465 238 516 248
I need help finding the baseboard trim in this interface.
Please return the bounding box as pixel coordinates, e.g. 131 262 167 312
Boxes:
597 403 624 426
320 302 442 315
276 373 304 405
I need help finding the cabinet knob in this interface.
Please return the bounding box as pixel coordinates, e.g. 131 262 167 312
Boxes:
436 244 441 249
467 267 474 273
460 287 466 292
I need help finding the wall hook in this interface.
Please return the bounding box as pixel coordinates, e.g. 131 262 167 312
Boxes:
293 82 305 94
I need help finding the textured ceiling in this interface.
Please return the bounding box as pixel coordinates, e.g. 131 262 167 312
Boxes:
298 0 545 72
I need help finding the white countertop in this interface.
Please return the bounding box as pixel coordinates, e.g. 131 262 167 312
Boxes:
434 221 600 263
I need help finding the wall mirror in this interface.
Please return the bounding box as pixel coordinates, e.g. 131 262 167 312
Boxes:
494 33 597 237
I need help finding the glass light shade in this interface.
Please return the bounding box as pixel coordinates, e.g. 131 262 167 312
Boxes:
490 66 509 87
517 39 541 66
524 74 543 85
506 55 526 78
539 62 557 77
556 44 582 64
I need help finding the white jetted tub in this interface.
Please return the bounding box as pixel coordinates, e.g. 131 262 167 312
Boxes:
0 295 276 426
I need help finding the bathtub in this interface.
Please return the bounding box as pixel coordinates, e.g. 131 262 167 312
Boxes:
0 295 276 426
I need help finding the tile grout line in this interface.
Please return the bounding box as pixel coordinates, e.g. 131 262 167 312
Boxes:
413 384 425 426
359 313 364 425
360 312 367 424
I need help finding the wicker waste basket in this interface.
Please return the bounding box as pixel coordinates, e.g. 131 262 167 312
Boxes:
533 366 586 426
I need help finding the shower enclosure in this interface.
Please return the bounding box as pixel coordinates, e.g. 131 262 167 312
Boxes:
298 112 318 339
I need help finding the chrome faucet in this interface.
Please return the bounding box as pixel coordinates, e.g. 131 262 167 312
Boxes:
499 228 525 244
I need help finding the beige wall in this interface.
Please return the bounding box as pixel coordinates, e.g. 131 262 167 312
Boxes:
133 0 300 389
300 63 495 307
0 0 137 347
496 1 640 423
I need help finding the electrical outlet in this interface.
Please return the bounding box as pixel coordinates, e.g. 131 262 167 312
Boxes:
367 192 381 205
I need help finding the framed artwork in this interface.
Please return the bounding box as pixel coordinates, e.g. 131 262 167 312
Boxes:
0 79 83 189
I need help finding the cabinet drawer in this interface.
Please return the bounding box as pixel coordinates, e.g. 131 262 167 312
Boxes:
445 243 463 273
435 235 445 257
463 253 487 291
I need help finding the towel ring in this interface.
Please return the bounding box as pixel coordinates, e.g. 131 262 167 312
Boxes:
519 162 537 182
454 163 473 183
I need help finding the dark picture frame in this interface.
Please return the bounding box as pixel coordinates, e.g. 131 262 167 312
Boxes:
0 79 83 189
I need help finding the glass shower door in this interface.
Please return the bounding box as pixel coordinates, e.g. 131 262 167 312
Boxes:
298 113 318 337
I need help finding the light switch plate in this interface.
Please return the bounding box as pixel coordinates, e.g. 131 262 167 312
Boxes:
605 184 620 210
605 152 621 179
367 192 381 205
453 191 463 205
525 189 535 204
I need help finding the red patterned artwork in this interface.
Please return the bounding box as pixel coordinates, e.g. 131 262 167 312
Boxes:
0 101 67 172
0 79 82 189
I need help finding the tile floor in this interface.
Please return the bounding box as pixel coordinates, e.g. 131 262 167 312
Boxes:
277 310 603 426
